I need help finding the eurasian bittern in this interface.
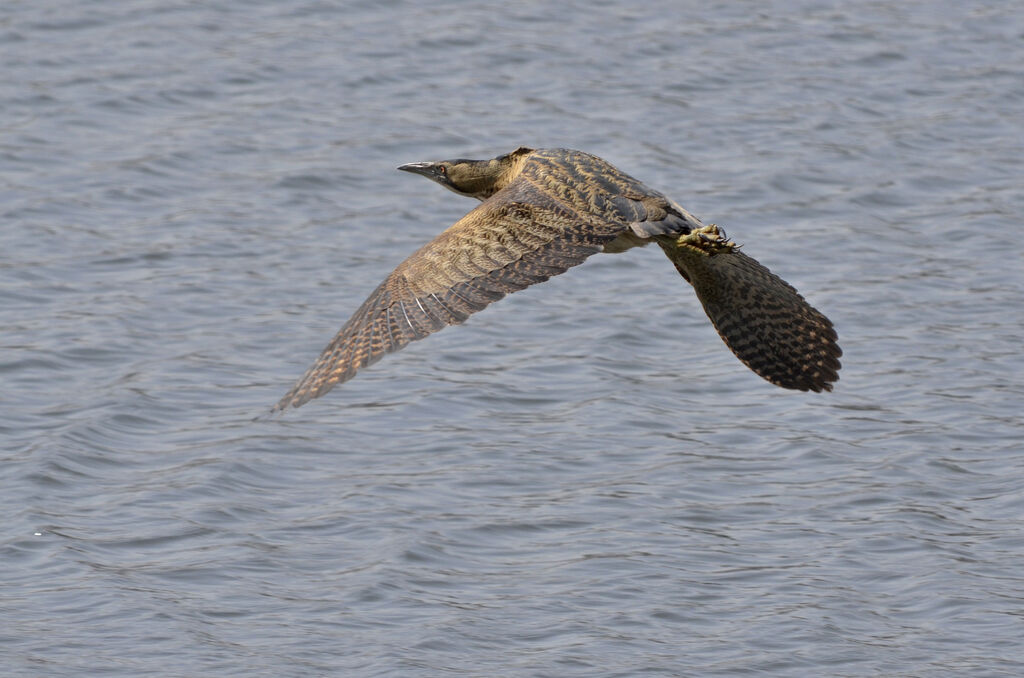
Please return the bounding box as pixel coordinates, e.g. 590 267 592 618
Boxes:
272 147 841 412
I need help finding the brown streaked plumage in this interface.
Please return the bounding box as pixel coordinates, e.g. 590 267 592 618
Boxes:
271 147 841 412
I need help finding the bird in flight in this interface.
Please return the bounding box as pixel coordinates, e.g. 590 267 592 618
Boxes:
271 147 841 412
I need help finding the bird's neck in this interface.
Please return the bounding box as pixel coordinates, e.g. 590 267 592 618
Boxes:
471 148 533 200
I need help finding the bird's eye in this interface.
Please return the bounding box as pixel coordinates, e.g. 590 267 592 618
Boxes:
438 165 447 176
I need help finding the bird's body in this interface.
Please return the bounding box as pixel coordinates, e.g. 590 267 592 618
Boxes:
272 147 841 412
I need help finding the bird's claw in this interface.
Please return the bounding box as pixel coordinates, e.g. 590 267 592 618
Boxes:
676 224 739 256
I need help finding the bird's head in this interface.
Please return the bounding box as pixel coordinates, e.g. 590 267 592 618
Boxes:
398 147 534 200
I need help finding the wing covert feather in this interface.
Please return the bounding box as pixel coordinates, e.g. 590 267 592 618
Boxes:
272 187 625 412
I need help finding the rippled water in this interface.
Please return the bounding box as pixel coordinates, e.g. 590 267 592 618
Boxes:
3 1 1023 676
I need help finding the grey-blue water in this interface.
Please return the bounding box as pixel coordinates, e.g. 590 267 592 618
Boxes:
3 1 1022 675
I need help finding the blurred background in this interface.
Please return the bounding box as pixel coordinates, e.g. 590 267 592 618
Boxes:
2 1 1022 675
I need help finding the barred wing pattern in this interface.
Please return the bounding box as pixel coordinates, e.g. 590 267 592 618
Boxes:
661 243 841 392
272 188 623 412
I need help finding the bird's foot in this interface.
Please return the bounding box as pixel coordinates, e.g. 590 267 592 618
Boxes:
676 224 738 256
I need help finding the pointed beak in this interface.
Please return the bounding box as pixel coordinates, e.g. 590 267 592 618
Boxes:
397 161 435 177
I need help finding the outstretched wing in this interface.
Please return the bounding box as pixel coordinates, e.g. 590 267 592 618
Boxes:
660 243 842 392
272 182 626 412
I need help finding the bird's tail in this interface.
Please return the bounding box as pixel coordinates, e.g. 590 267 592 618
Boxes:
658 236 841 392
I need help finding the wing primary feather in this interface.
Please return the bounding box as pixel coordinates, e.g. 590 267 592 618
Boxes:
398 299 415 332
445 283 488 312
384 305 397 351
430 292 468 324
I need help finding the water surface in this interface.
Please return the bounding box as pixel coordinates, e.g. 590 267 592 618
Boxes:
2 1 1023 676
